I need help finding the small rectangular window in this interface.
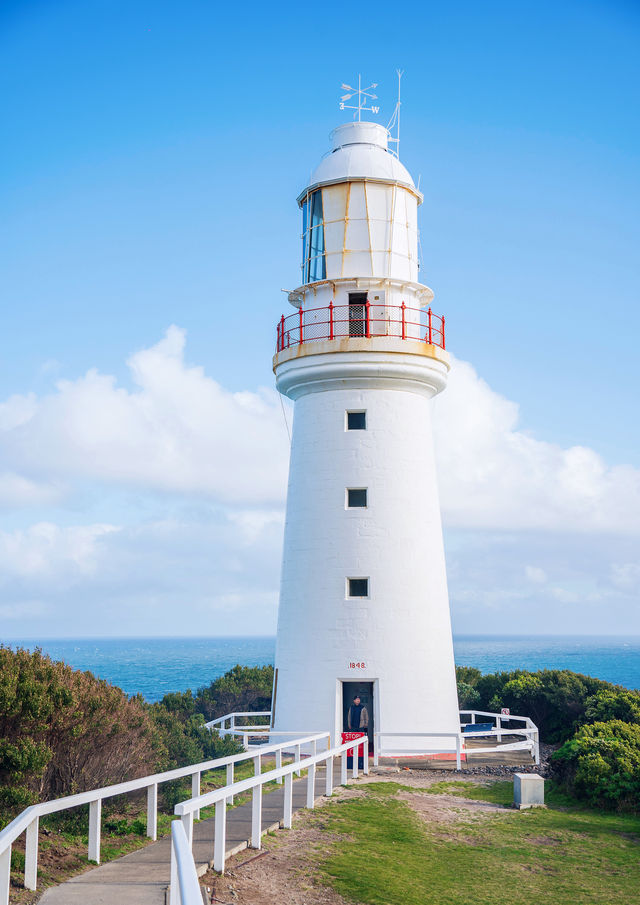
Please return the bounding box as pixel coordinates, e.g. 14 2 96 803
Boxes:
347 488 367 508
346 411 366 430
347 578 369 598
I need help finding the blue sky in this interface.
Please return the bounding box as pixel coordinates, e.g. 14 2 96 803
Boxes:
0 0 638 637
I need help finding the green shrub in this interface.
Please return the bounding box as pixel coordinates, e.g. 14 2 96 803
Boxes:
456 682 480 709
552 720 640 811
584 689 640 725
473 669 621 742
194 664 274 723
148 703 240 772
455 666 482 686
0 646 162 823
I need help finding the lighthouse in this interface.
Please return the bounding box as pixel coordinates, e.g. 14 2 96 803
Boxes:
271 110 460 754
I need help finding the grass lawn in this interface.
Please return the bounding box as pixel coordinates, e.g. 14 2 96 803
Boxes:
316 780 640 905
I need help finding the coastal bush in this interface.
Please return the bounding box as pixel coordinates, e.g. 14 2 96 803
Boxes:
456 682 480 709
149 700 239 770
552 720 640 811
583 688 640 726
455 666 482 686
194 664 274 722
0 646 161 822
473 668 623 742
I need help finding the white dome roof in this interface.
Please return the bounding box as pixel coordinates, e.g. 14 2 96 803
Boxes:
298 121 420 204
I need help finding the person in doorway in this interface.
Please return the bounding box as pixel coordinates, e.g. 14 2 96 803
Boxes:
347 695 369 731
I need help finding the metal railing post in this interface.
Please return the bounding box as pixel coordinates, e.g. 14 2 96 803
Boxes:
279 316 285 352
251 785 262 849
299 307 304 344
442 314 445 349
88 799 101 864
283 773 293 828
24 815 38 891
428 307 433 345
329 301 334 340
401 301 406 340
214 799 226 873
146 783 158 840
365 300 370 338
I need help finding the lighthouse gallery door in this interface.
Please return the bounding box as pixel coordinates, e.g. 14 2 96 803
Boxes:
342 681 374 750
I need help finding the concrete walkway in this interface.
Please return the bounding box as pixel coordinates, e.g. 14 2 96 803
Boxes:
38 766 336 905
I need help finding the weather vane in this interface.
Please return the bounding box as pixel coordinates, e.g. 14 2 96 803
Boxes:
340 75 379 121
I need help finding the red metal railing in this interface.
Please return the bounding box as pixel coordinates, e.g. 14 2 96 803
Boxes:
275 301 445 353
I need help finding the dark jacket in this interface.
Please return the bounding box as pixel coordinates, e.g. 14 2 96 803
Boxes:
348 703 369 730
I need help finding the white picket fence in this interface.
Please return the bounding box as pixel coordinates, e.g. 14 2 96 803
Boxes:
1 708 538 904
0 730 327 904
169 732 369 901
373 710 540 766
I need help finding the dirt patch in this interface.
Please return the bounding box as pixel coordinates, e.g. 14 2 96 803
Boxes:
529 835 564 847
202 816 351 905
397 790 507 825
201 770 517 905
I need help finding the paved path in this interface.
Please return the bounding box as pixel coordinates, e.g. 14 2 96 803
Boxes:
39 765 338 905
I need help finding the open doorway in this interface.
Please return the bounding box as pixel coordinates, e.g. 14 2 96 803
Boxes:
348 292 367 336
342 681 374 750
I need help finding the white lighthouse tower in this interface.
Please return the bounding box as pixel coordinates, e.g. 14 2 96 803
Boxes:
271 104 459 754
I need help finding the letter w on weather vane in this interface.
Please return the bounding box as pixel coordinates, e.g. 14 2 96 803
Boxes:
340 75 380 121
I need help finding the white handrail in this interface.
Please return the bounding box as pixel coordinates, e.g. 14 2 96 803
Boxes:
0 730 328 902
460 709 535 726
205 711 271 730
373 732 463 769
172 733 369 879
374 710 540 768
169 821 204 905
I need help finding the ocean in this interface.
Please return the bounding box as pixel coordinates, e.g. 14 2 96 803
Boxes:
3 635 639 701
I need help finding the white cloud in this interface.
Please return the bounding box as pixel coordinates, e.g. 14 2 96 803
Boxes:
0 510 281 636
0 522 119 581
0 472 63 507
1 331 638 537
611 562 640 591
0 393 37 430
0 329 638 636
433 359 640 534
525 565 547 584
0 327 290 506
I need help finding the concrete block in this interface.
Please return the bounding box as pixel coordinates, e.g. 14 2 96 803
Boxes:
514 773 544 809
